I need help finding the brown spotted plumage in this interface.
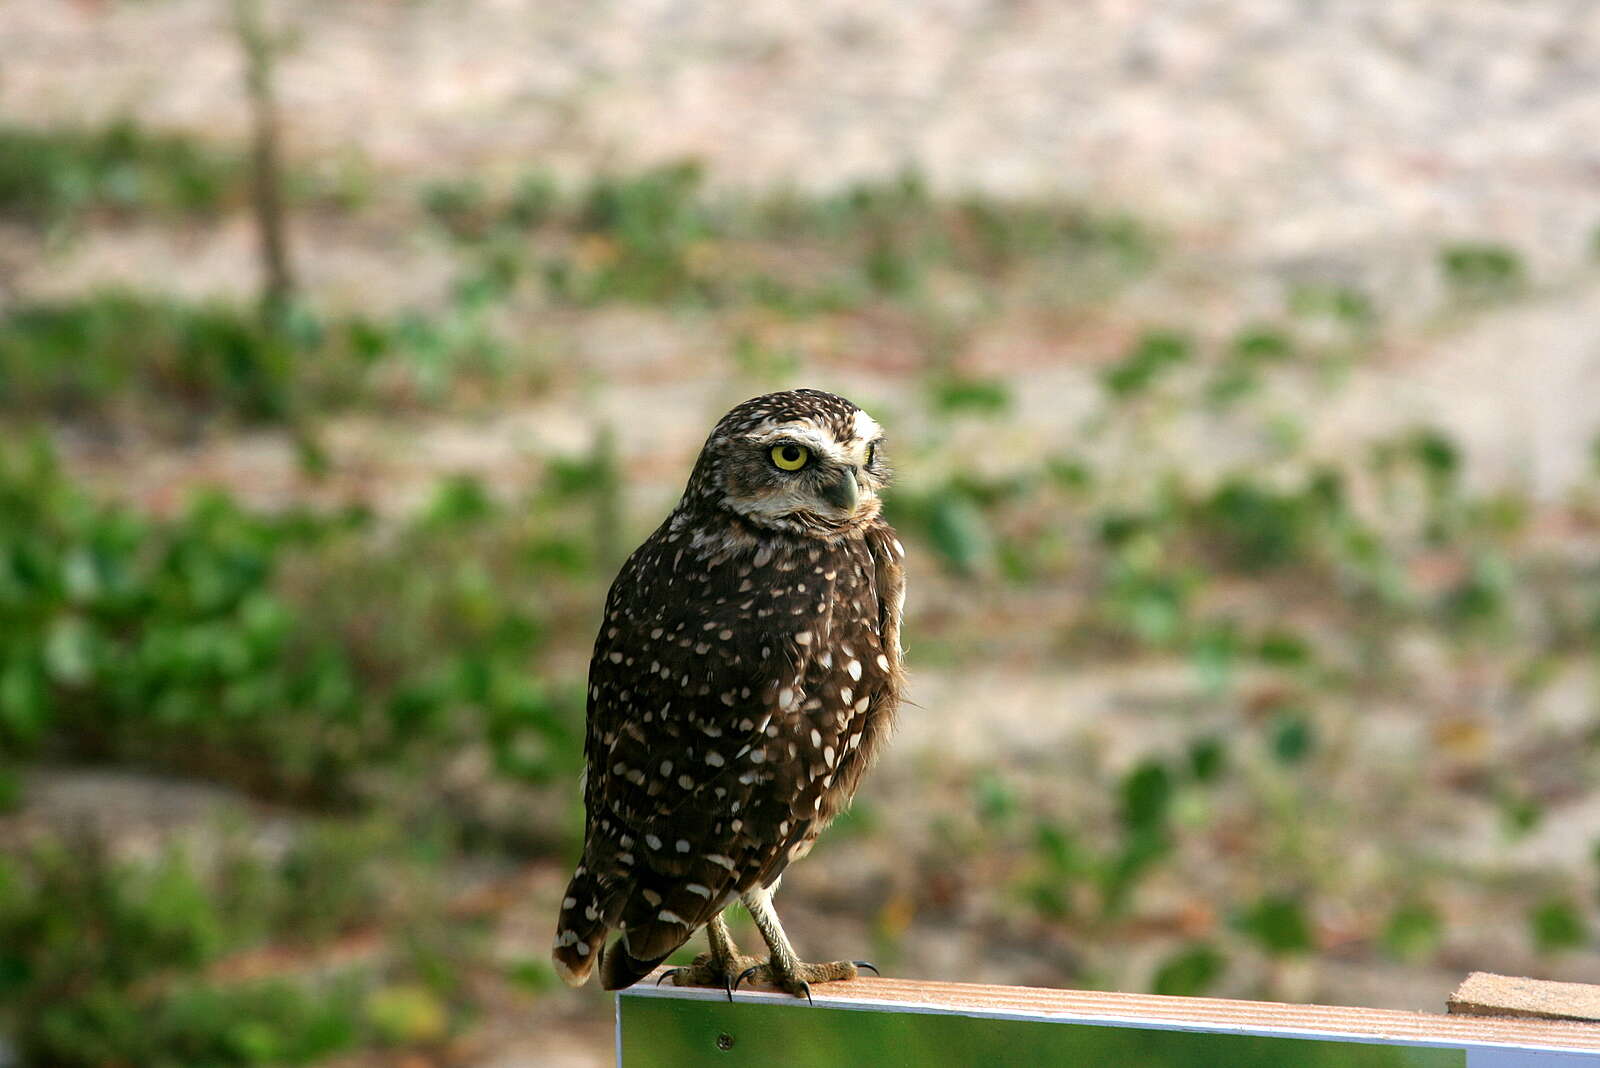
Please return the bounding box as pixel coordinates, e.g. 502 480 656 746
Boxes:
551 389 907 997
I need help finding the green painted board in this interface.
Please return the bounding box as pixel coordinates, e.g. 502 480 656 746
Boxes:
619 995 1464 1068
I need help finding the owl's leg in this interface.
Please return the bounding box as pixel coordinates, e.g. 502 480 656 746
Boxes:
734 885 876 1002
662 912 761 999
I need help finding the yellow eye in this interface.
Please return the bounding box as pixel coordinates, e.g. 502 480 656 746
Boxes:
865 443 877 467
770 443 810 471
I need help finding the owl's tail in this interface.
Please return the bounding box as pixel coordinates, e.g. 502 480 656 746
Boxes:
551 864 621 987
598 940 674 991
551 867 677 989
553 855 713 989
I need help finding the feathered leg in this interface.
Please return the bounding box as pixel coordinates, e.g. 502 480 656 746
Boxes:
734 885 874 1001
657 912 762 999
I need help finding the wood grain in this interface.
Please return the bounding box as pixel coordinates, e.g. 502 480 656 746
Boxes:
1449 971 1600 1024
632 969 1600 1052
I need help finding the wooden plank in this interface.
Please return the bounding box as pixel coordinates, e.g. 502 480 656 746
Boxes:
1450 973 1600 1024
621 994 1465 1068
622 970 1600 1056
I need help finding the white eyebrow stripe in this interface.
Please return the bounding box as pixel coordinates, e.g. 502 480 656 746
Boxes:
852 409 883 444
748 424 850 462
749 424 831 447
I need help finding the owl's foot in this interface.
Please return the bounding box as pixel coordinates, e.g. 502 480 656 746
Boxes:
660 950 765 1000
733 959 879 1003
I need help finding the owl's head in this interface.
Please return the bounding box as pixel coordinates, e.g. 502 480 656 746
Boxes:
684 389 891 537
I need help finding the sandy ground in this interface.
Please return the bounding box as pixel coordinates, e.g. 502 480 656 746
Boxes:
6 0 1600 265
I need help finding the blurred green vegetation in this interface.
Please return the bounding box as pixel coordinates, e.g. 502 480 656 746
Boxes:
0 121 243 224
0 289 528 434
0 157 1153 443
0 822 474 1065
861 282 1600 1001
0 432 608 1062
0 120 367 229
1440 242 1525 302
424 161 1153 311
1 293 354 428
0 437 596 805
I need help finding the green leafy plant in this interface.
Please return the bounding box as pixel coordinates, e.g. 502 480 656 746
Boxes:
929 375 1013 416
1529 896 1587 954
1440 242 1525 300
1381 900 1443 961
0 292 419 433
0 819 476 1067
0 120 243 225
1233 895 1314 956
1151 943 1226 997
0 440 585 805
1102 331 1192 398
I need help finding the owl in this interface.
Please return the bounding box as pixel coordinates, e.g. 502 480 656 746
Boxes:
551 389 907 999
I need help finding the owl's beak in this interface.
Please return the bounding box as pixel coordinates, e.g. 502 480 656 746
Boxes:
821 469 860 513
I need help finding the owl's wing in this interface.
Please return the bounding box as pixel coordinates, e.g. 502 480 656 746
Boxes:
812 521 905 806
557 532 803 983
744 523 907 885
866 522 907 662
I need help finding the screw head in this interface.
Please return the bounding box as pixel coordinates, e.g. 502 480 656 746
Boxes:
716 1032 735 1052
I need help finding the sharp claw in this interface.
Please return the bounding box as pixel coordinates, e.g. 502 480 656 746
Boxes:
852 960 880 976
724 973 735 1002
733 966 761 994
800 981 813 1006
656 968 683 987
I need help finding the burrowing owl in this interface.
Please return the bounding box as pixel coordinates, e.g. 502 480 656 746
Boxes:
551 389 906 998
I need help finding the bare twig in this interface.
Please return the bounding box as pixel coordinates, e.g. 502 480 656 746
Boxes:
233 0 294 322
